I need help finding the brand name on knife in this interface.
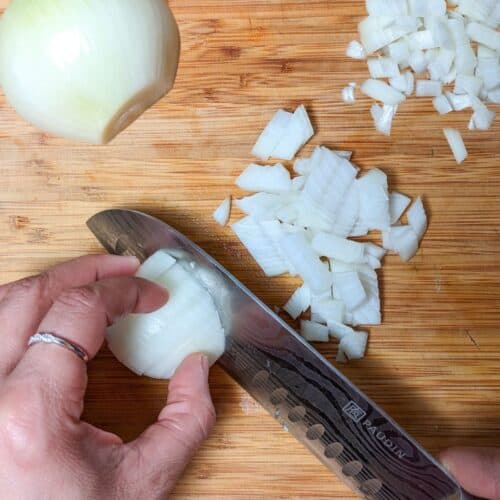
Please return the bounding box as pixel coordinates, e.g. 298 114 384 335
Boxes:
342 401 407 460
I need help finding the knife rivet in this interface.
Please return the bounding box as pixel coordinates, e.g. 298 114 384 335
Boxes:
252 370 270 385
270 388 288 405
288 405 306 423
324 442 343 459
342 460 363 478
359 479 382 495
306 424 325 441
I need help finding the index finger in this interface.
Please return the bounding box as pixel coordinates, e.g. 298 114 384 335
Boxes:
0 255 140 376
12 276 169 416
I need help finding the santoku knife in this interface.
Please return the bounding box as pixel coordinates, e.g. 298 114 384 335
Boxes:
87 209 475 500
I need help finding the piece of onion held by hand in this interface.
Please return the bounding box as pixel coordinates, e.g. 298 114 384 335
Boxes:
0 0 180 144
108 250 226 380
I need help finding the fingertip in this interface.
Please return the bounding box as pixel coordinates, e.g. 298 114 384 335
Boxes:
438 449 454 474
176 353 210 379
438 447 500 499
168 354 213 408
134 278 169 313
120 255 141 269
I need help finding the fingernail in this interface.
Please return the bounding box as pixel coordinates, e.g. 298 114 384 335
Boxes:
121 255 141 267
440 458 453 473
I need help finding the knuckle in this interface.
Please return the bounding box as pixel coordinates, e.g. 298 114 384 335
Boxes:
8 271 53 301
57 285 101 315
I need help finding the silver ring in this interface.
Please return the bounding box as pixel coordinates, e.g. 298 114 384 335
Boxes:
28 333 89 363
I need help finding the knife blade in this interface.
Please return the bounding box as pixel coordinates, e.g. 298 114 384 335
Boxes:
87 209 467 500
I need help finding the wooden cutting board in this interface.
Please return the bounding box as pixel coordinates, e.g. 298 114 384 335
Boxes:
0 1 499 498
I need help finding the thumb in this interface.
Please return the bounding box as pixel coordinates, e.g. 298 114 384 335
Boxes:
440 447 500 499
119 354 216 499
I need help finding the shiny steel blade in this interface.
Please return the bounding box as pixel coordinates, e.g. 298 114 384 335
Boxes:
88 209 467 500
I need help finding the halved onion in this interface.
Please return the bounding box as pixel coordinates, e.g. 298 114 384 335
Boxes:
107 251 225 380
0 0 180 144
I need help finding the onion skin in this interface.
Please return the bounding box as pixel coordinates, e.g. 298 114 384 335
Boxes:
0 0 180 144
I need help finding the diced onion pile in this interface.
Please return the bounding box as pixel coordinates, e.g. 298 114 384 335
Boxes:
216 106 428 362
344 0 499 163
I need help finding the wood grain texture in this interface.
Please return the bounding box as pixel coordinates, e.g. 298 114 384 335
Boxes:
0 0 498 498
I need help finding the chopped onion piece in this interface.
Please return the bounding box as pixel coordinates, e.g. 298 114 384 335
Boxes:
386 225 420 262
407 197 428 241
336 349 347 363
252 109 292 161
361 79 406 105
302 147 358 223
332 183 359 238
342 85 356 103
466 22 500 52
334 150 354 160
349 223 370 238
350 267 381 326
370 104 398 136
389 71 414 95
368 57 401 78
416 80 443 97
280 232 332 294
339 330 369 361
136 250 176 281
469 95 496 130
301 320 329 342
284 284 311 320
389 191 411 224
365 242 387 261
332 271 367 311
213 196 231 226
357 168 391 231
409 50 428 73
445 91 472 111
312 232 366 263
272 105 314 161
294 158 311 175
328 321 355 342
346 40 367 60
231 217 289 277
359 16 418 55
457 0 497 24
384 39 410 64
366 0 409 16
408 0 447 17
443 128 468 164
291 176 306 192
235 193 282 220
428 49 455 82
454 75 483 96
407 30 439 51
313 299 345 324
433 94 453 114
236 163 292 194
488 88 500 104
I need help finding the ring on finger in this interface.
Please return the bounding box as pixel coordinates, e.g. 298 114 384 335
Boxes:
28 332 89 363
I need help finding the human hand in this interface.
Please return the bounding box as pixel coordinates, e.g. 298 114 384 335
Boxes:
441 447 500 499
0 255 216 500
